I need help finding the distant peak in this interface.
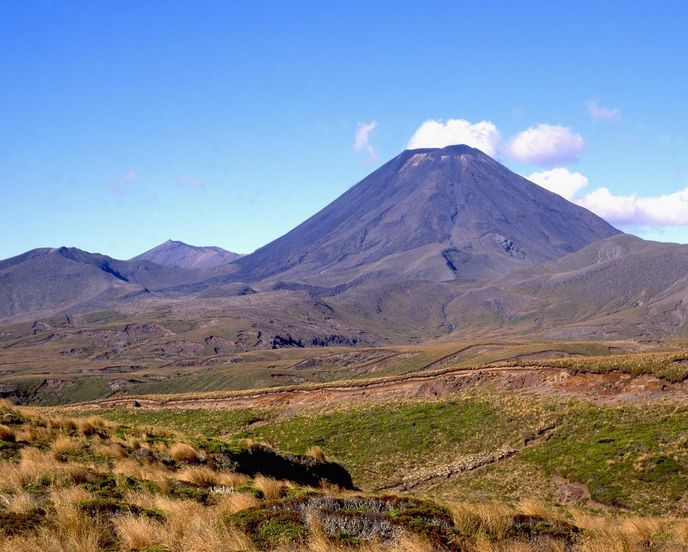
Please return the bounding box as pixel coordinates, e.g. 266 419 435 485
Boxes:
132 240 240 268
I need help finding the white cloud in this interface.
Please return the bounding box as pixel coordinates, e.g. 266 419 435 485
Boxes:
403 116 686 230
527 168 589 201
586 99 622 122
527 166 688 228
579 186 688 226
406 119 501 157
507 124 585 167
406 119 586 168
353 121 378 163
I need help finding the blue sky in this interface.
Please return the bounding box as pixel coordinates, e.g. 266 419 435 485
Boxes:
1 0 687 259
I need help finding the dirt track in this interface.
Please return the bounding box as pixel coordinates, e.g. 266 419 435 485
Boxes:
75 362 688 412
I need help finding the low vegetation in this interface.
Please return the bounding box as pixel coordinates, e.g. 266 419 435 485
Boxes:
533 351 688 382
2 398 687 550
3 339 688 550
88 392 688 517
0 392 688 552
3 338 686 406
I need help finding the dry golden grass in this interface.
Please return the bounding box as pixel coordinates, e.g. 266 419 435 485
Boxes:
43 486 104 552
92 441 128 459
112 457 171 483
124 435 141 449
464 537 568 552
0 447 58 492
0 423 16 442
569 508 680 552
167 515 255 551
517 498 568 525
214 492 261 516
4 399 688 551
673 519 688 544
51 434 83 457
358 534 436 552
176 465 219 486
48 417 77 432
449 500 514 539
306 445 326 461
115 513 166 550
129 496 255 551
176 465 249 488
78 417 102 437
169 442 201 463
0 491 36 513
619 516 663 542
14 424 41 443
254 475 284 499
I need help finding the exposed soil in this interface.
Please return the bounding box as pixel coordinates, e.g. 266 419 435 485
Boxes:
204 335 239 354
381 424 557 492
550 475 611 510
82 362 688 413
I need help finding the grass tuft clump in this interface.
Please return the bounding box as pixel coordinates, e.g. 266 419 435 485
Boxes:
169 442 201 464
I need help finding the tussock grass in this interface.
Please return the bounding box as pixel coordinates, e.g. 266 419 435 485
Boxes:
176 465 248 488
169 442 201 463
51 434 83 458
254 475 284 499
307 445 326 462
115 513 165 550
450 501 514 539
541 351 688 382
214 492 261 516
0 424 16 442
2 397 688 550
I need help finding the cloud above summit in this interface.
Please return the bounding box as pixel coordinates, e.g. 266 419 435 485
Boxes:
407 119 501 157
407 116 688 231
407 119 585 167
506 124 585 166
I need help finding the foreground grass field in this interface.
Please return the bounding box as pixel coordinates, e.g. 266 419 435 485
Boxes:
3 399 688 551
86 390 688 517
4 340 688 549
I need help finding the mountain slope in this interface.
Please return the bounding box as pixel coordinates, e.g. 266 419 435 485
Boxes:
441 234 688 338
132 240 241 269
0 247 212 320
233 145 620 285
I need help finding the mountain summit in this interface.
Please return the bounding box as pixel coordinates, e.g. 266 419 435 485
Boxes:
132 240 241 269
233 145 621 284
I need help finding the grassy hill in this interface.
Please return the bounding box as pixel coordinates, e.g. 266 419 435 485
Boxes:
2 399 688 551
2 340 688 549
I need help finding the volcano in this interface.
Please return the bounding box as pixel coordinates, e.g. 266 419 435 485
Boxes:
232 145 620 285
